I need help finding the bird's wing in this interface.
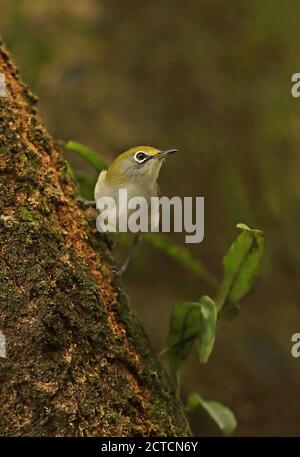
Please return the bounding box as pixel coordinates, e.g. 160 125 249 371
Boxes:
94 170 107 201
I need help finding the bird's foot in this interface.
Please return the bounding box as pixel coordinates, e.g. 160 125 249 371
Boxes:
76 197 96 209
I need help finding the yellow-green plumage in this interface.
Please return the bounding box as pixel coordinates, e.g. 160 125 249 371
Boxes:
94 145 176 230
105 146 162 186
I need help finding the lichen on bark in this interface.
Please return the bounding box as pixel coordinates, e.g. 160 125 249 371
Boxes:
0 39 190 437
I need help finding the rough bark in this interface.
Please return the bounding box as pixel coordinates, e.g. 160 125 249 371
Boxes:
0 40 190 437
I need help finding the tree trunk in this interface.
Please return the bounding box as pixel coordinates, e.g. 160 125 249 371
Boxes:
0 39 190 437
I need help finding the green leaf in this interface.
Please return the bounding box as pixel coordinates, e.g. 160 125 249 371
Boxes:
216 223 265 312
167 302 202 378
144 233 217 288
65 140 107 172
167 296 217 379
187 393 237 436
196 296 217 363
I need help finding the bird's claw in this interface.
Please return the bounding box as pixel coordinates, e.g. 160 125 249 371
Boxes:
76 197 96 209
111 262 128 277
111 265 124 277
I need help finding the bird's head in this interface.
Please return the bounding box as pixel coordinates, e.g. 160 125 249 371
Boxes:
106 146 177 186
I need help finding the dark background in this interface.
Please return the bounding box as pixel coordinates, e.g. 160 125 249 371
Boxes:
1 0 300 436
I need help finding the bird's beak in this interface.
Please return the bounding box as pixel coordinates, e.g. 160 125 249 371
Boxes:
155 148 178 159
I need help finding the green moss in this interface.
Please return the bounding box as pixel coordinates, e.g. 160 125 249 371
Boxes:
22 86 38 104
19 207 42 225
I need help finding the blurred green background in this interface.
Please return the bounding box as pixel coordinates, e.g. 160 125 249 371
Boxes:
1 0 300 436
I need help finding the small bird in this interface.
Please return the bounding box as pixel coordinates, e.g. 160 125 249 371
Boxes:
81 145 177 274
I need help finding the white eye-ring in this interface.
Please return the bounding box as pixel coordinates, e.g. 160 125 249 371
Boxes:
134 151 148 163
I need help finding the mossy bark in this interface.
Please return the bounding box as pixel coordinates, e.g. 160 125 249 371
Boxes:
0 40 190 437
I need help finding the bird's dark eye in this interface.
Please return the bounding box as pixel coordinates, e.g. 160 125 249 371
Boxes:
134 151 148 163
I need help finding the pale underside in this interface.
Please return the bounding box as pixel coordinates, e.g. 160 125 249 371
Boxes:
94 170 160 232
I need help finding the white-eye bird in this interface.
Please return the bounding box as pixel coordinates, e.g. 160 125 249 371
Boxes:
82 145 177 274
